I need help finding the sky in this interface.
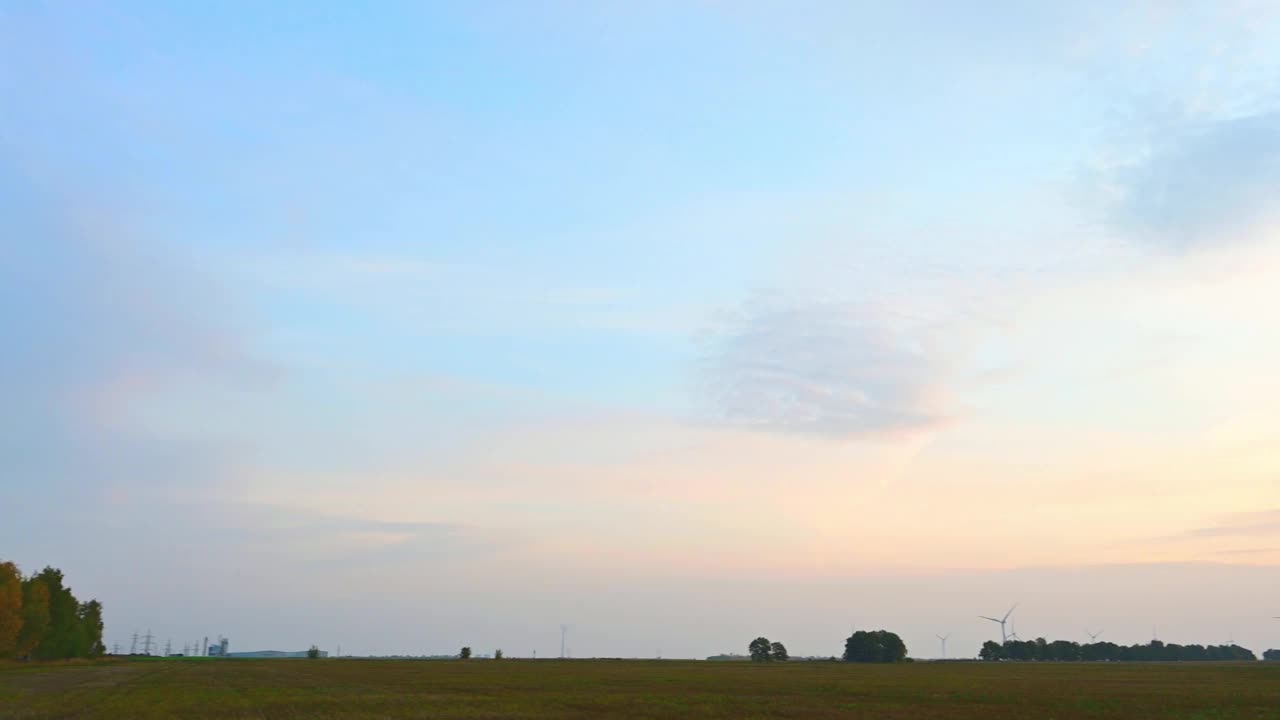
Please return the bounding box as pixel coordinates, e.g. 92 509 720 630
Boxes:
3 0 1280 659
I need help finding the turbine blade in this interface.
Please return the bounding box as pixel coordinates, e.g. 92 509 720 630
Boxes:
1002 603 1019 621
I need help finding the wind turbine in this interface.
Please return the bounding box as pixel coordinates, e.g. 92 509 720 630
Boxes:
979 604 1017 643
1086 630 1103 642
1008 617 1021 642
936 633 950 660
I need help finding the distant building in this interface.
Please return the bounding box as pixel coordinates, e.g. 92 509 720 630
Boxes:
207 637 230 657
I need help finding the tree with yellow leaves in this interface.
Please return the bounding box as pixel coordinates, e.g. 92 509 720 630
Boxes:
0 561 21 658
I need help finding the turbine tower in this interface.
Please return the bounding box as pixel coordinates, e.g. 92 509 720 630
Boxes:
560 625 569 659
936 633 950 660
979 604 1017 643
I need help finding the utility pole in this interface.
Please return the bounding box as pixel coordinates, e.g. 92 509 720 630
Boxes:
130 632 139 655
142 630 155 656
164 639 172 657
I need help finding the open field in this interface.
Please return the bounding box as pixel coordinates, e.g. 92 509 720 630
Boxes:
2 659 1279 719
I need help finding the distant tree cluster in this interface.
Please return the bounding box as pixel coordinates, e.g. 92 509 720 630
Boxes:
747 637 789 661
0 562 104 661
1263 649 1280 661
843 630 907 663
979 638 1257 662
459 646 472 660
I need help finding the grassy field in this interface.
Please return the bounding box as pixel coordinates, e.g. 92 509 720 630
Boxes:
2 658 1278 719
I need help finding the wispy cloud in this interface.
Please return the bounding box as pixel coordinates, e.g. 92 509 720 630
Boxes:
241 250 687 336
1210 547 1279 557
1098 110 1280 249
1165 510 1280 541
205 503 491 558
697 294 947 438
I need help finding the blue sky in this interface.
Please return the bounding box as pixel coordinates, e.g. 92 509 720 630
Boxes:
4 1 1280 658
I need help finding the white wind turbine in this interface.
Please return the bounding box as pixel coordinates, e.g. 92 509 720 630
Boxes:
1008 617 1021 642
937 633 951 660
979 604 1017 643
1086 630 1103 642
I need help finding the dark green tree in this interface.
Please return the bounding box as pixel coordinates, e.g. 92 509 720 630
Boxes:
843 630 907 663
78 600 105 658
459 646 472 659
769 641 789 661
979 640 1004 661
748 637 773 662
1264 649 1279 661
32 568 84 660
307 645 320 659
17 578 50 660
494 649 504 660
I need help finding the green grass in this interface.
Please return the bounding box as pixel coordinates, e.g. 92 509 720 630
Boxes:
2 659 1278 719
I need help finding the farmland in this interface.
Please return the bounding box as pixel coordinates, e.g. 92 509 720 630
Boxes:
2 659 1278 719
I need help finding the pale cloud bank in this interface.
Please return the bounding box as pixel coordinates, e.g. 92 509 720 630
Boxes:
698 295 948 438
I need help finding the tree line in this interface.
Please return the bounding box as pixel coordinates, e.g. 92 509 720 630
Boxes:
0 561 104 660
980 637 1257 662
745 630 908 663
